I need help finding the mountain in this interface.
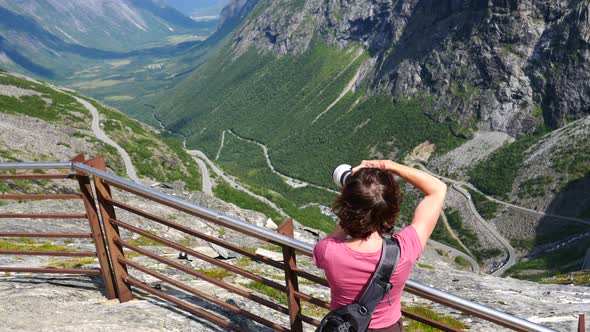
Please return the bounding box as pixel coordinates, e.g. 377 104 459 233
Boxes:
0 0 214 52
0 70 202 190
0 0 231 120
154 0 590 281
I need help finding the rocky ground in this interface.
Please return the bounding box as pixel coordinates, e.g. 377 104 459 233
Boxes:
0 184 588 332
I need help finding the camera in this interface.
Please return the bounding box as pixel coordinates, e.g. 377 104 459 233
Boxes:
333 164 352 188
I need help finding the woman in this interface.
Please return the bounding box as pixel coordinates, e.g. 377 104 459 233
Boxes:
313 160 447 332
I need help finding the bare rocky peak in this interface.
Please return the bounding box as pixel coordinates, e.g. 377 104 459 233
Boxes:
0 0 150 32
218 0 259 28
230 0 590 136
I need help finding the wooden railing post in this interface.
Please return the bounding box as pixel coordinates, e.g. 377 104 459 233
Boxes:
85 156 133 302
72 154 117 300
277 218 303 332
580 313 586 332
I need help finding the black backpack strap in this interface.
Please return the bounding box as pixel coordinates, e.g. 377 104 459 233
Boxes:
356 237 401 317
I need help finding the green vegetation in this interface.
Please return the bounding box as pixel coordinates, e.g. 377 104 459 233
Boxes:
81 97 202 190
151 30 466 231
539 272 590 286
234 256 252 269
517 176 552 199
445 208 502 261
243 281 287 305
47 257 96 269
127 230 163 247
0 74 89 124
0 239 73 252
431 215 463 252
464 187 499 220
215 132 337 232
506 237 590 282
404 306 469 331
552 141 590 189
196 268 234 279
469 127 549 198
259 244 282 252
213 182 283 223
510 238 536 250
160 36 466 189
454 256 471 268
416 263 435 269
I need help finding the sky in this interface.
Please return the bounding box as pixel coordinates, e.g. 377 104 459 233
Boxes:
165 0 231 18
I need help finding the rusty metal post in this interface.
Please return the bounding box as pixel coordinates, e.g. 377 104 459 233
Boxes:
86 156 133 302
277 218 303 332
580 313 586 332
73 155 117 299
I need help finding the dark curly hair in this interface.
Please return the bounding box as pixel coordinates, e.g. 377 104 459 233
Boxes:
333 167 402 238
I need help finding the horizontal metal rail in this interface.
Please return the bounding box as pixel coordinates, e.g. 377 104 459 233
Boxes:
121 258 289 331
0 250 95 257
117 239 290 315
0 194 82 200
110 198 286 270
111 218 287 293
0 232 92 239
0 161 559 332
0 160 117 299
0 267 101 275
0 174 76 180
0 213 87 219
125 276 244 332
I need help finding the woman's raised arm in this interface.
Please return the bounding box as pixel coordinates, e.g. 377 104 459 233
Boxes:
352 160 447 248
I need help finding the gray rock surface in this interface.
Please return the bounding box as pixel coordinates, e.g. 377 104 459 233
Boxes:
231 0 590 136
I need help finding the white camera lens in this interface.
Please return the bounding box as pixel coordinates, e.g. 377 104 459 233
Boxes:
333 164 352 188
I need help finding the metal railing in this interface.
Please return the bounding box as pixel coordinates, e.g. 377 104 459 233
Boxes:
0 157 578 331
0 155 116 300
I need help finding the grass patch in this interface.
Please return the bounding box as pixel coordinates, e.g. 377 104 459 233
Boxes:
46 257 96 269
445 208 501 261
454 256 470 267
0 239 73 252
404 305 469 331
234 256 252 269
417 263 435 270
243 281 287 305
127 230 163 247
259 243 282 252
196 268 234 279
539 271 590 286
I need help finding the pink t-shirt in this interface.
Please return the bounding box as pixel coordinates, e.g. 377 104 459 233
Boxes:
313 226 422 329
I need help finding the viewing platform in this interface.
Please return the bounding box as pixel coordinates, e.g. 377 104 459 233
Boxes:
0 156 586 331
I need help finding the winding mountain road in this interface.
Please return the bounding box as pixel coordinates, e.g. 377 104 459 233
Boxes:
188 149 288 218
410 163 516 275
225 130 339 194
450 183 516 276
75 96 140 183
193 157 212 195
427 238 480 273
462 183 590 226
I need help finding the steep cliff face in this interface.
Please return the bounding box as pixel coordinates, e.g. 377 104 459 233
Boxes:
230 0 590 136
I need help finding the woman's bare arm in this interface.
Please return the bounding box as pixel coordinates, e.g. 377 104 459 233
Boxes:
328 223 348 239
353 160 447 249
